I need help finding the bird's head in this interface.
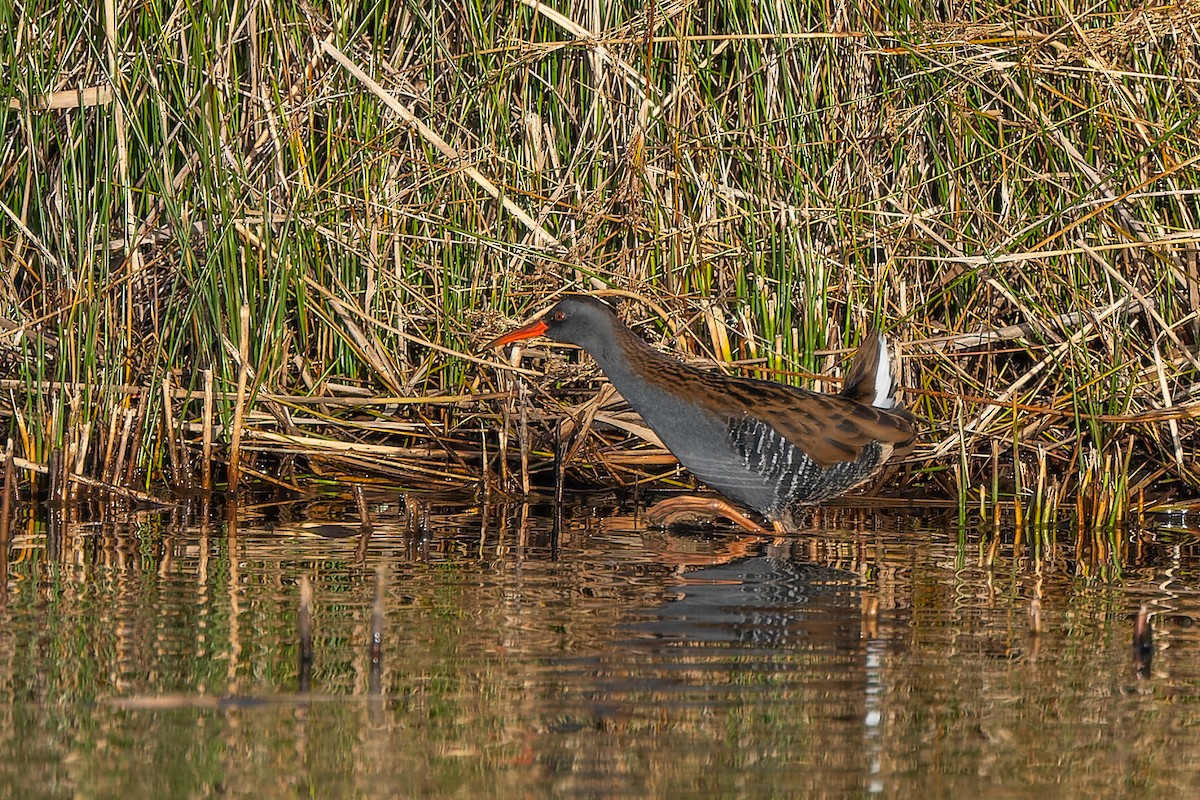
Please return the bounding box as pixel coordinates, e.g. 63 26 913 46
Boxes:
485 295 618 352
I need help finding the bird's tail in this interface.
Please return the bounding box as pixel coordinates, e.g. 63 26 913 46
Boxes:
840 331 900 409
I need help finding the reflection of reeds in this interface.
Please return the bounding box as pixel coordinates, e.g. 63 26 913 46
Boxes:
2 1 1198 540
298 575 313 693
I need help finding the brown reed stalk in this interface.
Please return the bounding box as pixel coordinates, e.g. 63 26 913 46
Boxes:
202 369 214 492
228 305 251 494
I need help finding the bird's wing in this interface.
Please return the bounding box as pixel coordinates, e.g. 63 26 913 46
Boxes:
691 372 916 468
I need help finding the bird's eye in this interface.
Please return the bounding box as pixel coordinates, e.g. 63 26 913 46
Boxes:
552 310 566 322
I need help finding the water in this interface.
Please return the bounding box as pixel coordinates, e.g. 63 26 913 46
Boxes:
2 497 1200 798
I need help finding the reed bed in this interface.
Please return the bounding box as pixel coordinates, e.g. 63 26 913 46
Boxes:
1 1 1199 529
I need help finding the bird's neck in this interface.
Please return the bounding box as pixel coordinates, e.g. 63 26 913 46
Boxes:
584 324 686 409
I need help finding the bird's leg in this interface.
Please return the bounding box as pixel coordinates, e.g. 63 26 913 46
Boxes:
645 495 771 535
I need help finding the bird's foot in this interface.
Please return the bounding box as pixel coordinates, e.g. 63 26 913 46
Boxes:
645 495 773 535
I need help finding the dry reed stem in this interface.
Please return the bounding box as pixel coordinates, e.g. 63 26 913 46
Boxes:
202 369 214 492
0 440 13 546
228 305 251 494
100 406 120 485
161 377 179 486
6 85 113 111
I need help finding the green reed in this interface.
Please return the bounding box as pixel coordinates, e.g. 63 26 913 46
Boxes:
0 0 1196 519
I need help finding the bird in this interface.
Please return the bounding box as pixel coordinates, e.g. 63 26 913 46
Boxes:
486 295 915 534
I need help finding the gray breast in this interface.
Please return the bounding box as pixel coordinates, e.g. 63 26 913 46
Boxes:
627 387 777 502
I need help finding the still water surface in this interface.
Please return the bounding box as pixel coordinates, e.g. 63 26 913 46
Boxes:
1 497 1199 798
